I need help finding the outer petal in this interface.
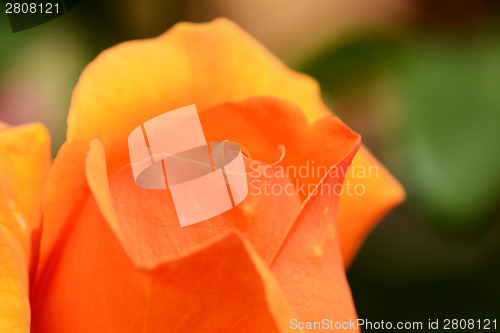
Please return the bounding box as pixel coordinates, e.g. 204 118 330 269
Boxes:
270 134 361 332
0 123 51 265
0 123 51 333
0 226 30 333
338 147 405 264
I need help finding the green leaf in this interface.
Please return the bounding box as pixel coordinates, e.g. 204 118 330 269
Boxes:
400 31 500 229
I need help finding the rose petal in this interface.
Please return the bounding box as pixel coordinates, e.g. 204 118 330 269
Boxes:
270 135 361 332
0 123 50 333
0 123 51 265
339 146 405 265
0 225 30 333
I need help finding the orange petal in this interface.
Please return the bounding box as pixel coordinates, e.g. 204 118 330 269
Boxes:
0 123 51 265
0 225 30 333
0 123 50 333
270 136 361 332
32 190 300 332
339 146 405 265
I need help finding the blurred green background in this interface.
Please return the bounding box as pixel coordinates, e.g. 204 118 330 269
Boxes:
1 0 499 331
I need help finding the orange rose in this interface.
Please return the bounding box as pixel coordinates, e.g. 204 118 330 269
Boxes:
26 19 403 332
0 123 51 333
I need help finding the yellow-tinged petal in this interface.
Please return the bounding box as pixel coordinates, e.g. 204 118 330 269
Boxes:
0 225 30 333
0 123 50 333
339 146 405 265
0 123 51 267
